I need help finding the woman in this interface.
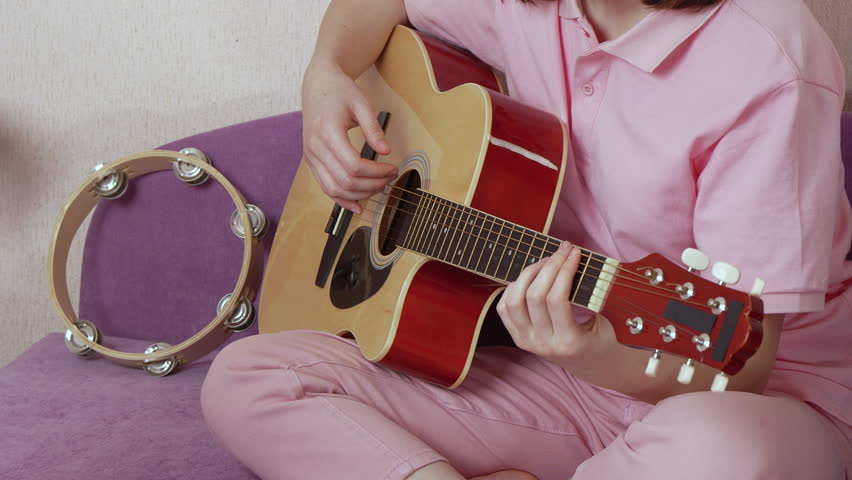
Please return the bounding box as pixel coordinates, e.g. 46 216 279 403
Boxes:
201 0 852 478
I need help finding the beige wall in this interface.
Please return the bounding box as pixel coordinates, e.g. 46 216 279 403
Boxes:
1 0 850 368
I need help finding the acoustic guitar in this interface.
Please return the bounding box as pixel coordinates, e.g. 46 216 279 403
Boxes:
258 25 764 390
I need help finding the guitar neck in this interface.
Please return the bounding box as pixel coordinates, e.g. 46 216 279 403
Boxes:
398 189 619 313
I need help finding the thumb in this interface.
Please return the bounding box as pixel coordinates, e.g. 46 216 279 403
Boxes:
351 98 391 156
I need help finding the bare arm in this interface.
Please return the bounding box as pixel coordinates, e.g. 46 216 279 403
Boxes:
301 0 408 213
307 0 408 79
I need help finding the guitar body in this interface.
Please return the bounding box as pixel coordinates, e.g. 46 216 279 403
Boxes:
259 26 568 388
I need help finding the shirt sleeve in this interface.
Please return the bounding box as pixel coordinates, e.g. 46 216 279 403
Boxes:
692 80 845 314
404 0 507 71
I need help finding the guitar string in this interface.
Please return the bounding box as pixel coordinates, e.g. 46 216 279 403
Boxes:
359 196 720 312
351 188 720 310
334 205 723 369
330 199 743 360
370 183 672 286
325 183 749 343
383 188 734 313
359 201 727 368
389 224 729 343
365 187 650 286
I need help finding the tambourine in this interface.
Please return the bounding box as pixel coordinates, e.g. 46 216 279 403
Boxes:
48 148 266 376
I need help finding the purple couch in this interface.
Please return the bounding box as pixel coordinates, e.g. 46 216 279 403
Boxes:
1 112 303 479
1 111 850 479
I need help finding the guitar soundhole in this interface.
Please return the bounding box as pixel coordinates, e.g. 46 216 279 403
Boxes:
378 170 422 256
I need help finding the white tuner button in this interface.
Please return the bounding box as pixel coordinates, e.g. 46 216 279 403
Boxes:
750 277 766 298
677 359 696 385
645 350 662 377
711 372 730 392
681 248 710 272
712 262 740 286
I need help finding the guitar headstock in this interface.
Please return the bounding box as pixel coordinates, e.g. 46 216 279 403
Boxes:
600 248 764 389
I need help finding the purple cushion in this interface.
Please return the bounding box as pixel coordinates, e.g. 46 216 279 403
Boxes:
0 334 255 479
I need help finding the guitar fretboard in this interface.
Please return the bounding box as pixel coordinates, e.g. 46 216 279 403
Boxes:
399 190 617 312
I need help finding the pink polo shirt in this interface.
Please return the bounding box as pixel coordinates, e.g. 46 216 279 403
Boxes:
404 0 852 429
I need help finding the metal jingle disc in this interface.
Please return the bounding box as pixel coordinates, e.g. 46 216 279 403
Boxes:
230 204 269 240
217 293 256 332
64 320 102 358
142 343 178 377
91 163 129 200
173 147 212 185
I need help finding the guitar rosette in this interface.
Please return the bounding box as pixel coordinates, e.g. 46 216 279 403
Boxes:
48 149 266 376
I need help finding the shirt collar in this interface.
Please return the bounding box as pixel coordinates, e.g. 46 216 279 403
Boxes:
559 0 725 73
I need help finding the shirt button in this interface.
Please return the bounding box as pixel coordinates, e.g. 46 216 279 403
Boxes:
583 30 591 38
582 84 595 96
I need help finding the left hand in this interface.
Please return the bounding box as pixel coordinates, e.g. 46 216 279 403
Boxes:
495 242 616 371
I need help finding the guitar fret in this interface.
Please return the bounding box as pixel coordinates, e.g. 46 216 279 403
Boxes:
432 197 449 260
433 198 453 259
495 226 522 281
430 196 447 260
448 208 472 266
410 192 433 253
457 207 478 268
505 227 535 282
485 218 508 278
441 201 464 263
423 195 444 258
402 191 426 250
531 232 551 264
400 192 616 314
419 193 442 256
473 215 495 275
570 247 593 303
571 250 604 308
464 213 487 271
543 238 560 256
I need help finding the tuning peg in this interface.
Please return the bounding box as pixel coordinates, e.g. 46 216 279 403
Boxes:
712 262 740 286
677 359 696 384
681 248 710 272
750 277 766 297
645 350 662 377
711 372 729 392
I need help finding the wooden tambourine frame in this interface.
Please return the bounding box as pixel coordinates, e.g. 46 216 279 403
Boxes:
48 150 265 375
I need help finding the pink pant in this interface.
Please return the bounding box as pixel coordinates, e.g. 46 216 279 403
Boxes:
201 331 848 479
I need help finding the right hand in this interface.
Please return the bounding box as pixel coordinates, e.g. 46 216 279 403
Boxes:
301 62 397 214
